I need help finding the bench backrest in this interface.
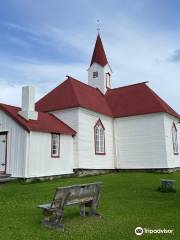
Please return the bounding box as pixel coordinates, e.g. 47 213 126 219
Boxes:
51 182 102 209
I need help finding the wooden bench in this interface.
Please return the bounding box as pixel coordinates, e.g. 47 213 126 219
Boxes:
38 182 103 231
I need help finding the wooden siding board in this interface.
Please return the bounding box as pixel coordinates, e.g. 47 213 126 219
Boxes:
78 108 115 169
0 110 28 177
51 108 79 168
114 113 168 169
27 132 74 177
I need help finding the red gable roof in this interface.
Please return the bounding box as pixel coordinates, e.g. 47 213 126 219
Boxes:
0 103 76 135
36 77 179 119
36 76 113 116
90 34 108 67
105 82 179 118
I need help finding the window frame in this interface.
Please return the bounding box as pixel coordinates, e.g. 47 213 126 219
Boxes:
51 133 60 158
172 123 179 155
93 71 98 78
106 72 111 89
94 119 105 155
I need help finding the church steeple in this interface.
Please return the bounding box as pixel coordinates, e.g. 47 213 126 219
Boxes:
88 34 112 94
90 34 108 67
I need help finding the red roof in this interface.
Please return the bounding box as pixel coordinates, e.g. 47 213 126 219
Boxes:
36 76 113 116
0 103 76 135
105 82 179 118
90 34 108 67
36 77 179 119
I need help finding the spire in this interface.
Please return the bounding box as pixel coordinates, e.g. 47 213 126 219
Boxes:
90 34 108 67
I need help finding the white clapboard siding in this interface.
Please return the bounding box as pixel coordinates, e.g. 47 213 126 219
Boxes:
0 110 28 177
51 108 79 168
78 108 115 169
114 113 168 169
164 113 180 168
51 107 115 169
27 132 74 178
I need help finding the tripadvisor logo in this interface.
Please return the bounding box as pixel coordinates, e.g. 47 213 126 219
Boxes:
135 226 174 236
135 227 143 236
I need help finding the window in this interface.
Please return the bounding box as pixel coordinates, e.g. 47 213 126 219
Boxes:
93 71 98 78
106 73 111 88
94 119 105 154
172 123 178 154
51 133 60 157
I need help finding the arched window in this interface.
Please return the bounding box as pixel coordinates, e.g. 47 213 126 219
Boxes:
94 119 105 155
172 123 178 154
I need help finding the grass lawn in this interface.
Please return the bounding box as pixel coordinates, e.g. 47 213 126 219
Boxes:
0 172 180 240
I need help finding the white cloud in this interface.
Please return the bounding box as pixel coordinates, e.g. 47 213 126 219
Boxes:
0 82 22 106
0 59 87 106
0 17 180 113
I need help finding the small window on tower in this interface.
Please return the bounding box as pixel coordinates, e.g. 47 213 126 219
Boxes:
106 73 111 88
93 71 98 78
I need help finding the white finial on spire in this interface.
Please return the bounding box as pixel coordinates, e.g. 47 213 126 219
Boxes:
97 19 100 33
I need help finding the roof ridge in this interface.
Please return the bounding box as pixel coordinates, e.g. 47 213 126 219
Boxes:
68 78 81 106
67 76 100 91
106 81 149 93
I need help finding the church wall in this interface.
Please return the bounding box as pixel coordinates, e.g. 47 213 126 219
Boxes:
51 108 79 168
163 113 180 168
114 113 168 169
0 110 28 177
51 107 115 169
27 132 74 178
78 108 115 169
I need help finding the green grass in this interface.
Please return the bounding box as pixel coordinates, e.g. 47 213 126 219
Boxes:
0 172 180 240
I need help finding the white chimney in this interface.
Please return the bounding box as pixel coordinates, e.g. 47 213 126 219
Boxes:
18 86 38 121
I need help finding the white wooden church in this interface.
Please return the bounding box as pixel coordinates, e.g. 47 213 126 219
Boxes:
0 34 179 178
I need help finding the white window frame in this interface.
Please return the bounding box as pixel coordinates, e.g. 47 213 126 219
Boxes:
51 133 60 158
93 71 98 78
172 123 178 155
106 72 111 88
94 119 105 155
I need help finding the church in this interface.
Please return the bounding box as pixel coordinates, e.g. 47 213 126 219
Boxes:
0 34 179 178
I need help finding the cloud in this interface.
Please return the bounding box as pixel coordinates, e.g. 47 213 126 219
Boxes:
0 81 22 106
0 5 180 113
168 49 180 63
0 58 87 106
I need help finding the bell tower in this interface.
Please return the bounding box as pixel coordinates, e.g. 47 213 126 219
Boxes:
88 34 112 94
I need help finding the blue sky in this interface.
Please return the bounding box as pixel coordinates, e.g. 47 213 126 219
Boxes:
0 0 180 112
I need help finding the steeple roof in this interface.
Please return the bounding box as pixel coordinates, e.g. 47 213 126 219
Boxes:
90 34 108 67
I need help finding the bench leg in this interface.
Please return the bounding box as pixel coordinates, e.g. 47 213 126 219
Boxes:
88 201 101 217
89 203 97 216
41 209 64 231
42 219 64 231
80 203 86 217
